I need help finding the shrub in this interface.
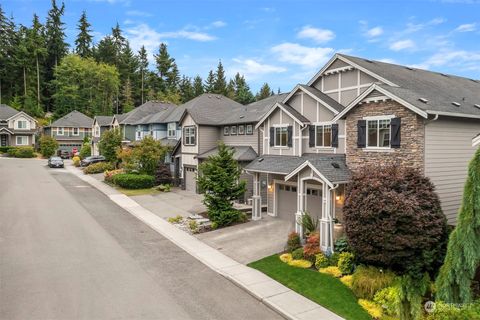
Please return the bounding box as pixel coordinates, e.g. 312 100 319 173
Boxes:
188 220 199 234
83 162 114 174
424 301 480 320
328 252 340 266
340 275 353 288
291 248 304 260
72 156 81 167
79 143 91 159
132 136 166 175
279 253 293 263
104 169 123 183
297 211 318 236
39 135 58 157
286 232 301 252
9 146 35 158
351 265 396 299
167 215 183 224
303 233 320 261
99 129 122 162
358 299 383 319
156 184 171 192
0 146 12 153
155 163 172 185
338 252 355 275
319 266 342 278
343 166 448 278
315 253 329 269
373 286 400 317
334 236 350 253
207 208 244 227
287 259 313 269
112 173 155 189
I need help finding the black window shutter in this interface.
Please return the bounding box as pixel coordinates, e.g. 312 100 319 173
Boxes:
287 126 293 147
391 117 401 148
331 123 339 148
309 125 315 147
269 127 274 146
357 120 366 148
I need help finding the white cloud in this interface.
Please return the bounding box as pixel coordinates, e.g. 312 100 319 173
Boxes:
405 18 445 33
378 58 396 64
210 20 227 28
389 39 415 51
297 26 335 43
366 26 383 38
424 50 480 67
126 10 152 17
160 30 216 41
455 23 476 32
231 58 286 79
271 42 334 68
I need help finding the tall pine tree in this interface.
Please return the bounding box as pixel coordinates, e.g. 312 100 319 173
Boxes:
0 5 18 105
137 45 148 104
154 43 179 94
74 11 93 58
256 82 274 101
213 60 227 95
204 70 215 93
193 75 204 97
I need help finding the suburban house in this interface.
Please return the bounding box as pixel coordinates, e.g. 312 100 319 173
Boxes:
175 93 287 203
44 110 93 153
91 115 115 156
243 53 480 253
113 101 178 143
0 104 38 148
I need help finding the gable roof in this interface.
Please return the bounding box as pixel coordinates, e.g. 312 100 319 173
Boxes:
50 110 93 128
94 115 114 126
133 104 185 125
0 104 20 120
181 93 245 125
325 54 480 119
283 84 345 115
255 102 310 129
119 101 176 125
197 145 258 161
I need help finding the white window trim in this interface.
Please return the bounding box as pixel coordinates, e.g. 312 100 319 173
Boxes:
72 127 79 136
314 123 333 148
274 126 288 148
167 123 176 138
365 116 392 150
16 136 28 146
16 120 28 130
184 126 196 146
57 127 64 136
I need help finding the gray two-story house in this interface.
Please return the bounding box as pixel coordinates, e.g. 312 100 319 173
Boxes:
0 104 38 148
44 110 93 153
245 53 480 253
91 115 115 156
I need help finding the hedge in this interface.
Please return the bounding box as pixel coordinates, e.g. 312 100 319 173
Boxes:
112 173 155 189
0 146 12 154
83 162 114 174
8 147 35 158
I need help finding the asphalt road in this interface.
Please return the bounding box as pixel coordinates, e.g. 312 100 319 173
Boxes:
0 158 281 320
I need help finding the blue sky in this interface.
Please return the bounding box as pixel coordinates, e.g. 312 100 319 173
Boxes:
3 0 480 92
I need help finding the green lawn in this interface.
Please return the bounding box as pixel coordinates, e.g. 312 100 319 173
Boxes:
248 255 371 320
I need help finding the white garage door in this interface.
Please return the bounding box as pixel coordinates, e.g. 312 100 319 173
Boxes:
184 167 197 192
276 184 297 221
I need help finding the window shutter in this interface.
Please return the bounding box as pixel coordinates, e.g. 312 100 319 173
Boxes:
309 125 315 147
331 123 339 148
357 120 366 148
287 126 293 147
269 127 274 146
391 117 401 148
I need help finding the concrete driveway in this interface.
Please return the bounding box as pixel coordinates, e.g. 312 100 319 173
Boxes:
196 216 294 264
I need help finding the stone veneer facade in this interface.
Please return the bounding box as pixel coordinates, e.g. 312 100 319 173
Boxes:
345 99 425 172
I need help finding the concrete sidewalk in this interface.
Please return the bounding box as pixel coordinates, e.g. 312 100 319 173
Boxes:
66 166 344 320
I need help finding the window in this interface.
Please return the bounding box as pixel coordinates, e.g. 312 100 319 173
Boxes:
73 128 79 136
94 126 100 137
367 119 391 148
57 127 64 135
238 125 245 135
16 120 27 129
274 126 288 147
16 136 28 146
230 125 237 135
315 125 332 147
246 124 253 135
184 126 196 146
165 152 172 164
136 131 142 140
223 126 230 136
167 123 176 138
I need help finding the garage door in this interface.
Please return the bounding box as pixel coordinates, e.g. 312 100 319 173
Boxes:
184 167 197 192
276 184 297 221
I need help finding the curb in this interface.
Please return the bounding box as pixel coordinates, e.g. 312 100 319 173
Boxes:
66 166 344 320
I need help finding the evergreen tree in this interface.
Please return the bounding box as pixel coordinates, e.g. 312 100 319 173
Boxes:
0 6 18 105
137 45 148 104
74 11 93 58
226 79 235 100
95 35 116 66
178 76 194 103
256 82 274 101
232 73 254 104
29 14 47 115
213 60 227 95
192 75 204 97
154 43 179 93
121 77 134 113
204 70 215 93
436 148 480 303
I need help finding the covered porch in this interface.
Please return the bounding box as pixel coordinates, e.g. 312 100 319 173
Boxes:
0 128 13 147
247 154 350 253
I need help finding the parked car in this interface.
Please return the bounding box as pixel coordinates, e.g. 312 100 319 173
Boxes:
58 150 71 159
80 155 106 167
48 156 64 168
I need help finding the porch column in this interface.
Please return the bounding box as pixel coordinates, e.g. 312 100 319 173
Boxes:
295 175 305 237
252 172 262 221
320 183 333 253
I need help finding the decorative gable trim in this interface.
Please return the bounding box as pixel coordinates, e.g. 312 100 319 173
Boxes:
284 160 334 188
0 127 13 134
473 134 480 147
282 84 340 115
255 102 310 130
333 84 428 121
307 53 399 88
6 111 37 123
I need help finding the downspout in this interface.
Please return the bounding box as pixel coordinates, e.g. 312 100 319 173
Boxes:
299 124 308 155
424 114 439 174
328 183 339 253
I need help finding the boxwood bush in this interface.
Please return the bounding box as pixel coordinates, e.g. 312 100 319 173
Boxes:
83 162 114 174
9 147 35 158
0 146 12 154
112 173 155 189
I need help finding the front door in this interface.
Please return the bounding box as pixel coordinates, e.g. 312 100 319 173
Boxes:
0 135 8 147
